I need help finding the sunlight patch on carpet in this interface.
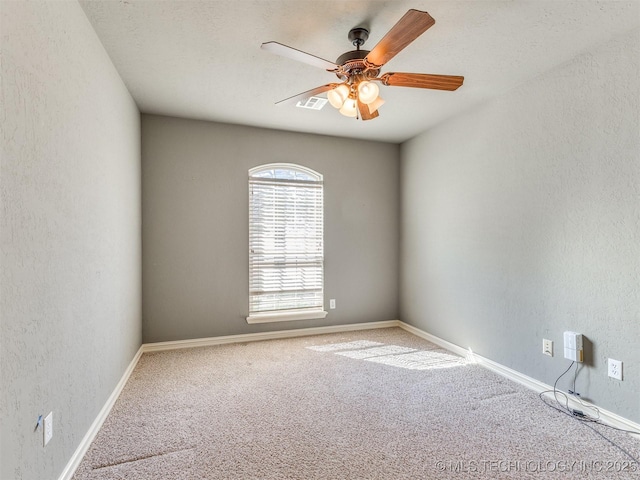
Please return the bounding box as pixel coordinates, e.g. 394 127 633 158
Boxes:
335 345 417 359
307 341 468 371
366 349 467 370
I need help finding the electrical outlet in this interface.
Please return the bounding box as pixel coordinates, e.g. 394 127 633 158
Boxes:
43 412 53 446
329 299 336 309
608 358 623 381
543 339 553 357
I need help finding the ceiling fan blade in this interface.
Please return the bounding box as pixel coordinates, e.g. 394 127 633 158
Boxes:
364 10 435 68
357 99 379 121
261 42 338 71
379 72 464 91
275 84 338 106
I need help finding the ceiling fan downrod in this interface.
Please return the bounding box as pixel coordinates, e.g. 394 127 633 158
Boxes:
348 27 369 50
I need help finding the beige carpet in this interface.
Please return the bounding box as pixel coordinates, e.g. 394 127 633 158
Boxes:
72 327 639 479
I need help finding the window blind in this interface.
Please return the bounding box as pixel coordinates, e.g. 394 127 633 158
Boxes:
249 167 324 314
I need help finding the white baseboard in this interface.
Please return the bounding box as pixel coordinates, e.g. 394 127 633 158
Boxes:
60 319 638 480
397 321 640 437
57 346 144 480
142 320 401 352
58 320 400 479
398 322 471 358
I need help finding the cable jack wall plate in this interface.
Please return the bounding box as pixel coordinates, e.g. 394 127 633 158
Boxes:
563 331 583 362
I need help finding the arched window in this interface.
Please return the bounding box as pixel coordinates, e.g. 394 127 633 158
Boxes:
247 164 326 323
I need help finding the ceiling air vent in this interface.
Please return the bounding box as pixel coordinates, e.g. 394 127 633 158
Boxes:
296 96 328 110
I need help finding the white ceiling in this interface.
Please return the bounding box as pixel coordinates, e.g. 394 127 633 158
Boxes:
79 1 639 143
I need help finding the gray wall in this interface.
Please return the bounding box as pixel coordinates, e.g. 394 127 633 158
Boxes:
400 29 640 422
142 115 400 342
0 2 142 479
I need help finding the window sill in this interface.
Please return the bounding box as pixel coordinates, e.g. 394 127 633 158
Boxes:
246 309 328 324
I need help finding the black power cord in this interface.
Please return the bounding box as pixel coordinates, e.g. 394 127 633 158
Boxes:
539 362 640 464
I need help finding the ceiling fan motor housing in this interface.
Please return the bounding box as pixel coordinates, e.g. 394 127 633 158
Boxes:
334 27 380 80
335 49 379 80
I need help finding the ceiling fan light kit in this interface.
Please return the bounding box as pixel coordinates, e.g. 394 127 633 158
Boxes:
327 84 350 108
339 97 358 118
261 9 464 121
357 81 380 105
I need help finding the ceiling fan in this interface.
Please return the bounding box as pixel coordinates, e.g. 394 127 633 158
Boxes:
261 9 464 121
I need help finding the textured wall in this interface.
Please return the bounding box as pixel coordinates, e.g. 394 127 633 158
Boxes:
142 115 399 342
0 2 141 479
400 29 640 422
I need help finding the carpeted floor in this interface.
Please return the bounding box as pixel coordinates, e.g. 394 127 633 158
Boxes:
72 327 639 479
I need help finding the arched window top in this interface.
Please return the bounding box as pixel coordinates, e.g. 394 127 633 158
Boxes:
249 163 322 183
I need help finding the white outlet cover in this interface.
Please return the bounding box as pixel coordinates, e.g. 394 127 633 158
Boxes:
608 358 623 381
44 412 53 446
329 299 336 309
543 339 553 357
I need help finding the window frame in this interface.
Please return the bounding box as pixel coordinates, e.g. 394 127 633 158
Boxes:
246 163 327 324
